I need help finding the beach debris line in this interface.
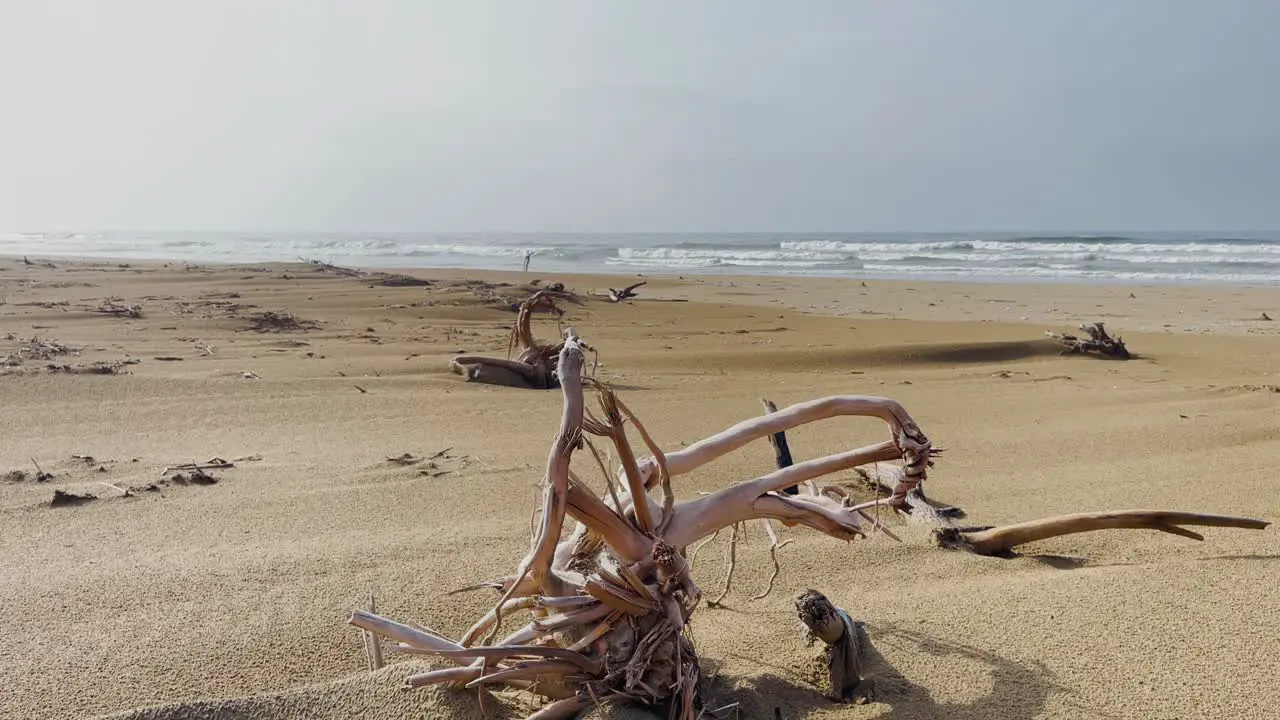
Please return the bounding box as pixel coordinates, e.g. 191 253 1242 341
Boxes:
1046 322 1131 359
607 280 647 303
450 290 597 389
350 337 940 718
796 589 874 704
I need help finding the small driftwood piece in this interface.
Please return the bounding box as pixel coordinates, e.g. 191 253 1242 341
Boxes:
160 458 234 475
795 589 872 704
1047 322 1130 359
450 291 593 389
299 257 365 277
94 302 143 319
369 273 432 288
607 281 647 303
933 510 1270 556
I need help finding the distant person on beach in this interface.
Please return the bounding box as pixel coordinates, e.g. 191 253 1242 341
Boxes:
523 250 533 272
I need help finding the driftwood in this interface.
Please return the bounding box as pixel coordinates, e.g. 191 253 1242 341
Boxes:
607 281 647 303
351 340 1267 717
795 589 872 703
94 302 143 319
450 291 592 389
299 257 365 277
932 511 1268 556
354 339 937 718
1048 322 1130 359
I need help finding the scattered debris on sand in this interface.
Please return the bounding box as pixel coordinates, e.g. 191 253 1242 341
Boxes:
246 311 320 333
298 258 365 277
1046 322 1131 359
368 273 433 288
50 489 97 507
93 302 144 318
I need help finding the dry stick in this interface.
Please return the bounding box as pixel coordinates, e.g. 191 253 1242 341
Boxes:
708 523 739 607
687 529 721 568
365 593 384 671
760 399 799 496
613 395 674 531
750 521 794 601
599 391 654 533
584 437 624 513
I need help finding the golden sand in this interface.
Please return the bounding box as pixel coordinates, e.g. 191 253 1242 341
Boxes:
2 257 1277 719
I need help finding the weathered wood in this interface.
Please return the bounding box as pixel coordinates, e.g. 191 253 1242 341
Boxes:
934 510 1269 556
795 589 872 703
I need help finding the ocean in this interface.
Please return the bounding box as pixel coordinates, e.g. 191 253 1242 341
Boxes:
4 231 1280 286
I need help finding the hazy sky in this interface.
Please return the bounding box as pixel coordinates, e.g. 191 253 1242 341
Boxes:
2 1 1278 232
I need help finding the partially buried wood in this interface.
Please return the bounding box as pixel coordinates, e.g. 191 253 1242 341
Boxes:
449 290 594 389
932 510 1269 556
1048 322 1130 359
50 489 97 507
795 589 873 704
761 398 798 495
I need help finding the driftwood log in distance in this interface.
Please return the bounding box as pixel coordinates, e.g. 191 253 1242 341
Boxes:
450 291 588 389
933 510 1269 556
607 281 646 303
795 589 872 704
352 340 938 718
1048 322 1131 359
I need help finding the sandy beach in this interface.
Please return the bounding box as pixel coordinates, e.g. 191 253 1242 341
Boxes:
2 255 1278 720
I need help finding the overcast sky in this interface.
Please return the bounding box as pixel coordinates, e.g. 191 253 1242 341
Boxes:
2 1 1278 232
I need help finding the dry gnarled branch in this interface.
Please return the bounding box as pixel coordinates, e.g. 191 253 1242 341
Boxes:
353 341 941 718
1047 322 1130 359
450 291 594 389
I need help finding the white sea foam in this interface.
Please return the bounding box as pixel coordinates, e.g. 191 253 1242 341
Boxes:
2 231 1277 285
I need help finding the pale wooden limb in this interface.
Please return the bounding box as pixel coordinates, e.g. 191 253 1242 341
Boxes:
486 339 587 642
662 396 930 479
936 510 1270 556
363 593 384 671
663 442 901 548
348 610 474 662
527 696 591 720
613 395 675 532
592 390 655 534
